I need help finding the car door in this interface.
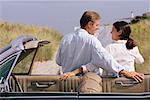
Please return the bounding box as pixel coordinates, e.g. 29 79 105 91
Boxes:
9 75 81 92
102 74 150 93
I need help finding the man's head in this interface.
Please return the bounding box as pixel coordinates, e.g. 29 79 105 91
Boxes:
80 11 101 35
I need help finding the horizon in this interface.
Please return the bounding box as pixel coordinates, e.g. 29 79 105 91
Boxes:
0 0 149 34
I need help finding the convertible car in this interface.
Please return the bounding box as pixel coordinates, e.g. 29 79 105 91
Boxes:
0 36 150 99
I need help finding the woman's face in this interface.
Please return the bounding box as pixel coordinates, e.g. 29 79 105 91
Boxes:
111 26 121 40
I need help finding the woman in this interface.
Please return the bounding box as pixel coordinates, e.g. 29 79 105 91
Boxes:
104 21 144 74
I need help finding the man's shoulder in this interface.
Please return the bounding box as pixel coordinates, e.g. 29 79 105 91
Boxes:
80 33 101 45
63 32 74 37
62 32 74 41
62 30 101 45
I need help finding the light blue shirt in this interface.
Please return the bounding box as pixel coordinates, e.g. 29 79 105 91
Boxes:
56 28 124 74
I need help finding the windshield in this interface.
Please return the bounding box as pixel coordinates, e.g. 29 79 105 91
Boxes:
12 49 36 74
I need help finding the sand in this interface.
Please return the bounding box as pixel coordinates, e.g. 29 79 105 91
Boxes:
31 49 62 75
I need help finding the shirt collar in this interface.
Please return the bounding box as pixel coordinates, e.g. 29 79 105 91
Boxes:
75 27 88 34
74 27 97 37
113 40 127 44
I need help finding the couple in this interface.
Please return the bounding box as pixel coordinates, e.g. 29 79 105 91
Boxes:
56 10 144 92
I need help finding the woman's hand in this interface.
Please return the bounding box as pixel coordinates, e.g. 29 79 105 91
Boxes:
60 72 76 80
119 70 144 83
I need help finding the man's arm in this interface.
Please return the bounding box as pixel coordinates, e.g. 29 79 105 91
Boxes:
89 38 144 82
60 65 144 83
119 70 144 83
60 67 83 80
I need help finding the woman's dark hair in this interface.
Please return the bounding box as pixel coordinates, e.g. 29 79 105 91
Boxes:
113 21 136 49
126 38 136 49
80 11 100 29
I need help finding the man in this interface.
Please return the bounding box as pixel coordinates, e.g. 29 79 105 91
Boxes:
56 11 144 92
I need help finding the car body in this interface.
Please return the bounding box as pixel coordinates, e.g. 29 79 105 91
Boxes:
0 36 150 99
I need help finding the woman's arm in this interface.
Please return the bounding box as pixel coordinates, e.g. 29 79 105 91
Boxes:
133 47 144 64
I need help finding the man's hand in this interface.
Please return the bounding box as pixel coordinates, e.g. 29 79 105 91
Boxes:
60 72 76 80
60 67 83 80
119 70 144 83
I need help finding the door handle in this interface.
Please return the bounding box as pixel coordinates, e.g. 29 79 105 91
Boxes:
32 81 56 88
115 80 139 87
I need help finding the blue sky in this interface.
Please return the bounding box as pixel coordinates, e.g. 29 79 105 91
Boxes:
0 0 149 34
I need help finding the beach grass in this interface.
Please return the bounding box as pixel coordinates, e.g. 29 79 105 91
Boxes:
131 20 150 73
0 20 149 74
0 21 62 61
0 21 62 73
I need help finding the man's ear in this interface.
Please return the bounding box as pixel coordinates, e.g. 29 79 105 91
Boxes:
87 21 93 28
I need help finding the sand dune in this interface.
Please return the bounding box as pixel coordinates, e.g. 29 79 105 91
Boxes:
31 48 62 75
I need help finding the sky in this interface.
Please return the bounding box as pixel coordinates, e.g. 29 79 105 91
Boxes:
0 0 149 35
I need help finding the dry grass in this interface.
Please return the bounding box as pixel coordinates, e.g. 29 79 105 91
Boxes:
0 20 149 74
131 20 150 74
0 21 62 73
0 21 62 61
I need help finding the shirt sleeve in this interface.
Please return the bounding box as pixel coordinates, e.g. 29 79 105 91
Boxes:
56 43 62 66
132 47 144 64
81 65 88 73
90 38 125 74
105 44 111 53
82 63 97 72
56 35 68 66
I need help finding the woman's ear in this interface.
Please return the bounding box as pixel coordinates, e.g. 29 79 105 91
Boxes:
118 29 122 35
117 30 122 39
119 30 122 34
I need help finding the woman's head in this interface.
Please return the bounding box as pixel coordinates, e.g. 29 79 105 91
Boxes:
111 21 131 40
80 11 101 35
111 21 136 49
